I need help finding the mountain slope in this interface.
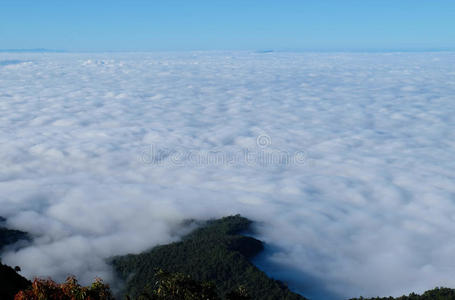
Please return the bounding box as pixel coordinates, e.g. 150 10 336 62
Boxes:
112 215 305 300
0 216 29 252
0 217 31 299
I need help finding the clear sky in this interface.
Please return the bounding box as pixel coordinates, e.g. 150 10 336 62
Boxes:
1 0 454 52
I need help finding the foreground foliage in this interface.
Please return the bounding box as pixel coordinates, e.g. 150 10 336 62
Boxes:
350 287 455 300
10 270 250 300
14 276 113 300
112 215 305 300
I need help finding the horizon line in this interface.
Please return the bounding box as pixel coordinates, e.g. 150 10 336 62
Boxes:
1 47 455 54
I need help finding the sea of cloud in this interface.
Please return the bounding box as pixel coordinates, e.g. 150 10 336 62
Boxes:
0 51 454 299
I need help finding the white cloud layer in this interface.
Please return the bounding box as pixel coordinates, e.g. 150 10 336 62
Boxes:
1 52 455 299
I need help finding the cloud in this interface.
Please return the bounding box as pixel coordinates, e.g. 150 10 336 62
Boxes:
0 51 455 299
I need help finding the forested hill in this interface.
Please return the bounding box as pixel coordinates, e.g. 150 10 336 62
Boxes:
0 217 31 299
0 217 29 252
112 215 306 300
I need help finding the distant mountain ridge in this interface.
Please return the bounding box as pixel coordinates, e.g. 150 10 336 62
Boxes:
0 48 65 53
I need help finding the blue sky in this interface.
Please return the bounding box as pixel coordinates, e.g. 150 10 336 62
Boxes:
1 0 454 51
